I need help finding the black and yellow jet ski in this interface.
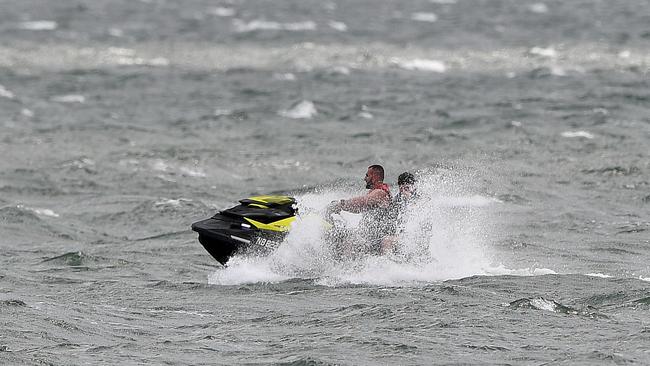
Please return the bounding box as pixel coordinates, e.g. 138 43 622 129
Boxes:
191 195 297 265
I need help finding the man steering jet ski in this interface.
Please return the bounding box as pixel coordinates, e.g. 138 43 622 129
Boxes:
326 164 393 256
191 164 415 264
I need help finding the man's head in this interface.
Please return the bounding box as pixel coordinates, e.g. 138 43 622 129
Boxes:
397 172 416 196
365 164 385 189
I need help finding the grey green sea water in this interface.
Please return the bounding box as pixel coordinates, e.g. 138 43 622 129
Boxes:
1 0 649 364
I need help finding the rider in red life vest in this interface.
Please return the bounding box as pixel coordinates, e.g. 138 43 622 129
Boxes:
328 165 392 254
330 165 391 214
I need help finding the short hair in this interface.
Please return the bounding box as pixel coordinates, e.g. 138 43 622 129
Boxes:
397 172 415 186
368 164 385 180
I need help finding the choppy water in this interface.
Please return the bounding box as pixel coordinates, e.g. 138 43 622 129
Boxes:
1 0 649 364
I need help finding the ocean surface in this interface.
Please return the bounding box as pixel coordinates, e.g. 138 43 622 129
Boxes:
1 0 649 364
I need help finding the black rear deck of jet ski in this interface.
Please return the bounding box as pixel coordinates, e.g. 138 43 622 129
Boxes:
191 195 297 265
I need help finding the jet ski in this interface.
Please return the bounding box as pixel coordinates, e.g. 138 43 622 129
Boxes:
191 195 297 265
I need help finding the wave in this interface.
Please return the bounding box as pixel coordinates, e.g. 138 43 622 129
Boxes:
0 299 27 307
506 297 607 318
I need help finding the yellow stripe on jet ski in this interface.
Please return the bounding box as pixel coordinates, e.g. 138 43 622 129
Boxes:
244 216 296 232
246 195 294 205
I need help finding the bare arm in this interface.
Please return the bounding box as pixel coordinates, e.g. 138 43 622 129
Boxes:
340 189 389 213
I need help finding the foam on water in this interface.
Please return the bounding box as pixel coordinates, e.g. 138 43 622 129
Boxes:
529 297 558 312
17 204 60 218
410 13 438 23
208 168 548 286
50 94 85 103
484 264 556 276
328 21 348 32
529 46 557 58
233 19 317 33
273 73 297 81
561 131 595 139
179 167 207 178
208 257 291 285
618 50 631 59
17 21 58 31
209 7 236 17
392 58 447 73
528 3 549 14
0 84 15 99
278 100 317 119
154 198 192 207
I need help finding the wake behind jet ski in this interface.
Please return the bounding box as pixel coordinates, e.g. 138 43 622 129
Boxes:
191 195 297 265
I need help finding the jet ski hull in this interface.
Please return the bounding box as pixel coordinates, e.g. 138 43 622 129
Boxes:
191 196 296 265
192 217 247 265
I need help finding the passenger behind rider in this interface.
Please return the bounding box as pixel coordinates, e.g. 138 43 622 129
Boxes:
380 172 418 254
328 164 392 255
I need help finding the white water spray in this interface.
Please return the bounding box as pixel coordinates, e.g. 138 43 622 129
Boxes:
208 167 546 286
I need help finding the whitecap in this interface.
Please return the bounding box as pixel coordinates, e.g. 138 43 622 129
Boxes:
213 108 233 116
273 73 297 81
154 198 191 207
357 105 373 119
18 21 58 31
50 94 85 103
18 205 60 218
151 160 170 172
233 19 317 33
179 166 207 178
115 56 169 67
528 3 549 14
485 264 557 276
585 273 613 278
328 21 348 32
358 111 373 119
210 7 236 17
0 85 15 99
529 297 558 312
108 28 124 37
278 100 317 119
618 50 631 59
33 208 59 217
21 109 34 117
429 0 456 3
550 66 566 76
529 46 557 58
329 66 350 75
561 131 595 139
411 12 438 22
393 58 447 73
147 57 170 67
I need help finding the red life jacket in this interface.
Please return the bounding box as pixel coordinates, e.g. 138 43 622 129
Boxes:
372 182 392 206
